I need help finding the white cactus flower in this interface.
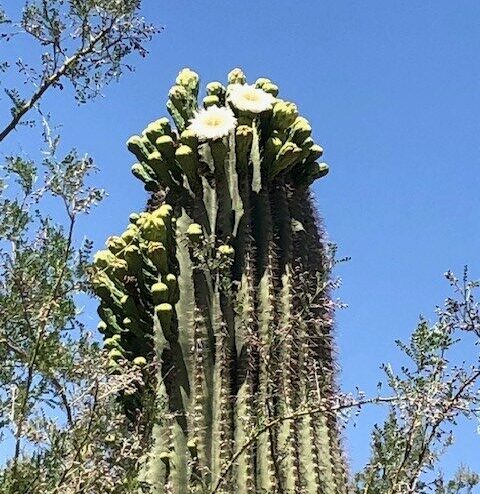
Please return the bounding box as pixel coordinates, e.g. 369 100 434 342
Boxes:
188 106 237 140
228 83 276 113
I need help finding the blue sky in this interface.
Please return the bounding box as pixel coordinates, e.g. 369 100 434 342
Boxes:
2 0 480 479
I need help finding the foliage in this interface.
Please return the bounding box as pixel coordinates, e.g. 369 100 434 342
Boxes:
354 269 480 494
0 0 159 141
0 1 158 493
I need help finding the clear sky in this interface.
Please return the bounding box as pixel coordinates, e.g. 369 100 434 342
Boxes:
2 0 480 479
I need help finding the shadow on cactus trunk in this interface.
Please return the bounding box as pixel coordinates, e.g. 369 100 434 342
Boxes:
92 68 349 493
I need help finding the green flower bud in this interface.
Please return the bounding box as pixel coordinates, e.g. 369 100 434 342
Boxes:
146 241 168 273
271 141 302 177
127 135 149 161
106 236 126 255
203 94 220 108
104 337 121 349
143 118 173 144
131 163 157 191
218 244 235 258
137 214 167 243
206 81 226 98
262 82 279 96
121 225 139 244
175 145 197 182
133 356 147 367
168 85 189 112
164 273 179 303
176 68 199 95
152 204 173 229
180 129 199 150
155 135 175 161
155 303 173 332
313 162 329 179
228 68 246 85
151 282 169 304
129 213 140 224
108 348 123 360
235 125 253 166
255 77 271 88
186 223 203 243
93 250 115 269
308 144 324 161
265 136 283 165
123 244 142 273
271 101 299 130
97 321 108 334
290 116 312 144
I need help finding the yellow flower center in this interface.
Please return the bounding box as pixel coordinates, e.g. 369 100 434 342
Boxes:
205 116 223 127
243 91 259 102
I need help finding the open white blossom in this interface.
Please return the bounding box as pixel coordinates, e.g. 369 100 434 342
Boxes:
228 83 276 113
188 105 237 140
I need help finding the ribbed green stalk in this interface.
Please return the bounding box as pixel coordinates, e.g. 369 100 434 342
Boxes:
93 68 348 494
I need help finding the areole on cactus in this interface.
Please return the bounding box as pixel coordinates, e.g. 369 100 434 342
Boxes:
92 67 348 493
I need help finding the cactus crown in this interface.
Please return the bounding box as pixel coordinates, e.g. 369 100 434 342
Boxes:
93 68 347 493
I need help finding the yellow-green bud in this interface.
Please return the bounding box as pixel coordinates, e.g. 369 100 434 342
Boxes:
265 136 283 164
155 135 175 161
180 129 199 150
127 135 149 161
104 337 121 348
123 244 142 273
262 82 279 96
146 241 168 273
93 250 115 269
97 321 107 334
290 116 312 144
151 282 169 304
255 77 271 88
137 214 167 243
271 141 302 177
271 101 299 130
168 85 188 111
308 144 324 161
155 303 173 332
186 223 203 243
206 81 226 97
131 163 157 191
106 236 126 254
218 245 235 258
164 273 178 303
108 348 123 360
133 356 147 367
144 118 172 144
203 94 220 108
129 213 140 224
228 67 246 85
175 145 197 182
120 224 139 244
175 68 199 95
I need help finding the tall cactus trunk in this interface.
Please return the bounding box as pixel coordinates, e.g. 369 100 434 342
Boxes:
93 68 348 493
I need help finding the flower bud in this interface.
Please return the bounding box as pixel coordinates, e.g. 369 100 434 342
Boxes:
271 101 298 130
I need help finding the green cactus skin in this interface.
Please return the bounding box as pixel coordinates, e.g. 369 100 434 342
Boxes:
93 68 348 493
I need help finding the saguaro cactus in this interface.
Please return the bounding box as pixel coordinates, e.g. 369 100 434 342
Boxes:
93 68 348 493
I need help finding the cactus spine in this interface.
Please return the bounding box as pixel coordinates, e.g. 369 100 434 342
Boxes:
93 68 348 493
